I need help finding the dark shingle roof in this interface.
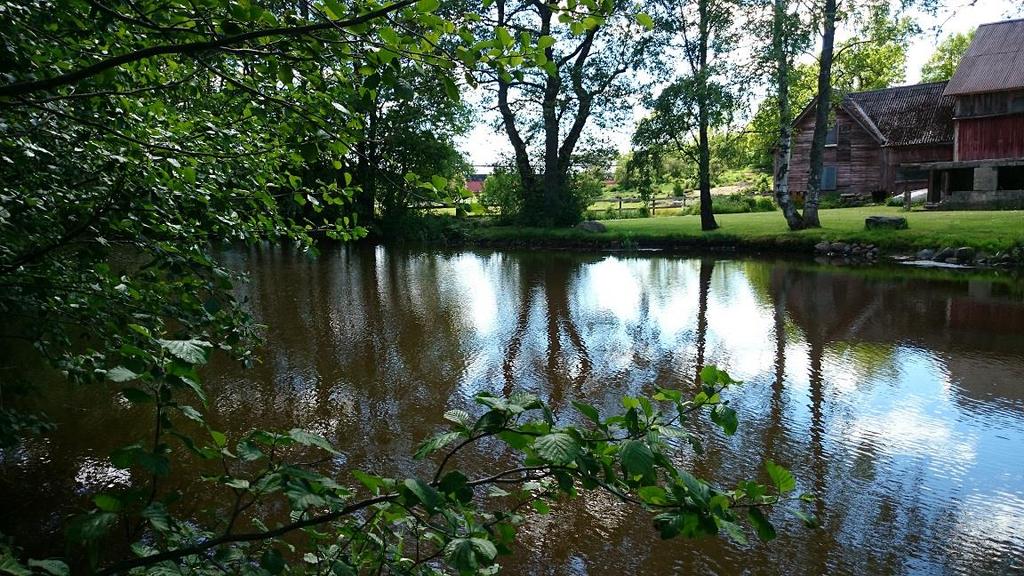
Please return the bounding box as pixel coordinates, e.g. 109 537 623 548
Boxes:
944 18 1024 96
842 82 954 147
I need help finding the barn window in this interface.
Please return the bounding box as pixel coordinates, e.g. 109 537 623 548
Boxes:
822 165 837 190
1011 96 1024 114
825 122 838 146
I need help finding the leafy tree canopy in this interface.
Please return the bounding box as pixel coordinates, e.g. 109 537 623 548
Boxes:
920 29 974 83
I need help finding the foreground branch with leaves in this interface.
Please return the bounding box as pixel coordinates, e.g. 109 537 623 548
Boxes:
5 346 814 575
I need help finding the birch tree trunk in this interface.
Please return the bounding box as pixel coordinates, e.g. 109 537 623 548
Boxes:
771 0 804 230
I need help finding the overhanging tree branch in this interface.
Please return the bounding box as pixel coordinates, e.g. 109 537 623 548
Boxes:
0 0 417 98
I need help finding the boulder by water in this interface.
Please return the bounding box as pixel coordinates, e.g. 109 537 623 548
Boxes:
576 220 607 233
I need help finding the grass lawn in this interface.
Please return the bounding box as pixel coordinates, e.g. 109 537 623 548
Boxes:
471 206 1024 254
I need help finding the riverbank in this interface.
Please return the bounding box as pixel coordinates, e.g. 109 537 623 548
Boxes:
465 206 1024 258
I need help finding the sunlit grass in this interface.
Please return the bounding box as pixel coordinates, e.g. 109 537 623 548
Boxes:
472 206 1024 253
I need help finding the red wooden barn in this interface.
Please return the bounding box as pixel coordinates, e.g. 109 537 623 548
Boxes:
785 82 954 202
784 17 1024 209
906 18 1024 207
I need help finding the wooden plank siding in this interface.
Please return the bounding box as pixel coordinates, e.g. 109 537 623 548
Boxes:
956 114 1024 161
884 144 955 193
788 106 882 197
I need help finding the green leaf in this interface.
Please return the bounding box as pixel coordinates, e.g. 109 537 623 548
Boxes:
236 440 263 461
571 401 601 424
445 538 479 572
107 366 140 383
537 35 556 50
443 409 472 427
27 560 70 576
136 451 170 477
442 76 460 101
68 511 118 543
156 339 210 365
288 428 340 454
321 0 346 19
261 548 285 575
414 430 463 459
379 27 400 46
416 0 440 12
718 519 748 545
620 440 654 479
109 444 142 469
637 485 668 505
438 471 473 503
496 26 513 48
531 499 550 514
93 493 122 512
747 507 777 542
179 405 204 422
0 557 31 576
224 478 250 490
792 508 819 528
352 470 387 493
699 365 721 386
210 430 227 448
636 12 654 30
765 460 796 494
534 432 580 465
404 478 442 513
141 502 170 531
469 538 497 561
120 387 152 404
710 404 738 436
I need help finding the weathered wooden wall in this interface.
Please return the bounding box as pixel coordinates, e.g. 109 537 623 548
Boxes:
884 144 955 193
956 114 1024 161
787 107 882 197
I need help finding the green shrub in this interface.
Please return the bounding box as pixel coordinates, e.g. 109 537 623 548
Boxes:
817 192 844 210
683 193 777 215
480 169 523 221
738 173 772 195
586 207 649 220
568 169 607 220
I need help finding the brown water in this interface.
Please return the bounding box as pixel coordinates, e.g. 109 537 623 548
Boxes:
3 245 1024 575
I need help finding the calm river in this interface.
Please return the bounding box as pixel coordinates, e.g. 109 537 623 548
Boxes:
3 246 1024 575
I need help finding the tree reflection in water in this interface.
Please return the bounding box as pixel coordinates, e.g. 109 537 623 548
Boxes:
2 247 1023 574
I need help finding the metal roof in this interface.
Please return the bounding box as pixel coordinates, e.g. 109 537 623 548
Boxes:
944 18 1024 96
842 82 955 147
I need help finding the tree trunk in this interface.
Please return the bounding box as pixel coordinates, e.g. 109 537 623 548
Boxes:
542 70 565 225
698 117 717 230
803 0 836 229
353 108 378 225
771 0 804 230
697 0 718 231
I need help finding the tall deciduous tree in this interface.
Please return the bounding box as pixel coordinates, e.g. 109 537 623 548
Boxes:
765 0 912 229
768 0 806 229
920 29 974 82
479 0 661 226
632 0 740 231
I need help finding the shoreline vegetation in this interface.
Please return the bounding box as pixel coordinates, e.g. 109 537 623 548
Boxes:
441 206 1024 261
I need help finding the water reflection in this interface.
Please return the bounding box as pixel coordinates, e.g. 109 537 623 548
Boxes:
2 246 1023 575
